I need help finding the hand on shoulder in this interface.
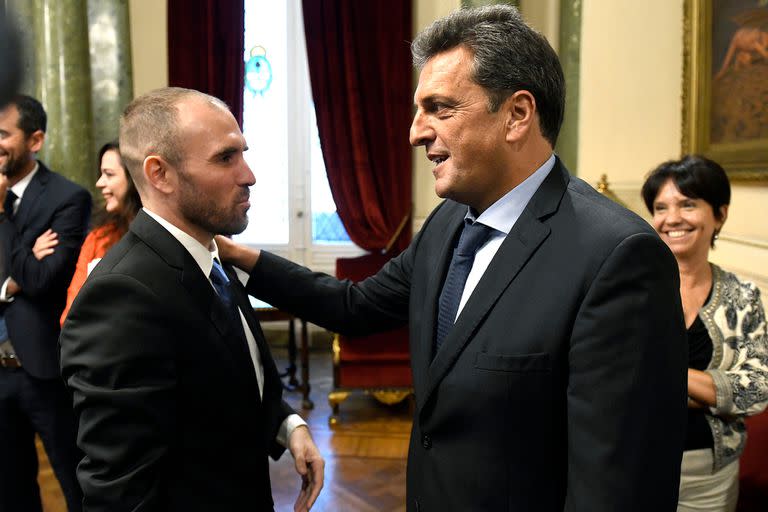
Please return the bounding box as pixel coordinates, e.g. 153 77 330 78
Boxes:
214 234 260 272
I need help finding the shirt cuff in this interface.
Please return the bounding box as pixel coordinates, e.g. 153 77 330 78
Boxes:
276 413 308 447
0 277 14 302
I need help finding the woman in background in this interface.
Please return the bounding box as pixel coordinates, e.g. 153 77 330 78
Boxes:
33 141 141 325
642 155 768 512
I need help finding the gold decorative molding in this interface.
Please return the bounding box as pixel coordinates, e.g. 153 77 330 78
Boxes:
595 174 627 207
718 234 768 251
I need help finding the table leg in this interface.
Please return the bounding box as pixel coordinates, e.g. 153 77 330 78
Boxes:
286 318 298 387
300 319 314 409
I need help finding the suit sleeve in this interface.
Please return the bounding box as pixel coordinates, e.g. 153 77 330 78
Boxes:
60 273 176 512
60 228 99 327
2 187 91 297
708 282 768 417
247 244 415 337
565 232 687 512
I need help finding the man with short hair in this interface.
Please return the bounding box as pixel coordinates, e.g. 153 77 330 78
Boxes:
219 5 688 511
60 87 324 511
0 94 90 512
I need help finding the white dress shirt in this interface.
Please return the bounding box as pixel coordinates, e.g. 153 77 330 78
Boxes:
455 154 556 319
143 208 305 446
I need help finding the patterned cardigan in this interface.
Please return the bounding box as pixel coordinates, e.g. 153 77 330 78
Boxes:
700 264 768 471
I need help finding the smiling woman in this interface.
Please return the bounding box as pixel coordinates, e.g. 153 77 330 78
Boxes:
641 155 768 512
47 141 142 325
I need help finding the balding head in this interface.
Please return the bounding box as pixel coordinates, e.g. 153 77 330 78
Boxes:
119 87 230 192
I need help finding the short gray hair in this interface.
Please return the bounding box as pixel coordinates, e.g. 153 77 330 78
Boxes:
119 87 229 187
412 5 565 146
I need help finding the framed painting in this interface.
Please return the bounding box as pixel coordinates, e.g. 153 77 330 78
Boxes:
682 0 768 182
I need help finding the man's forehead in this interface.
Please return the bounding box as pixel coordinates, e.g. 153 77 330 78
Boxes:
175 100 244 153
414 48 474 102
176 98 236 134
176 96 225 121
0 104 19 123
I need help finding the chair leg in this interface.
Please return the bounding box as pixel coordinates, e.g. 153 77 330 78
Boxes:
371 390 412 406
328 391 349 426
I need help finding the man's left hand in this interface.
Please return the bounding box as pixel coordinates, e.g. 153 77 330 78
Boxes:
6 277 20 297
288 424 325 511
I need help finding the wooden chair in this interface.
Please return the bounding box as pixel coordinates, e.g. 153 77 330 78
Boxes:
328 217 413 424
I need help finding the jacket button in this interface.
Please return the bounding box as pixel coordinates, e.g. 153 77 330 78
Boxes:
422 434 432 449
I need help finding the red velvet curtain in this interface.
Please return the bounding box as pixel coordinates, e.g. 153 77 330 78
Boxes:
167 0 245 128
302 0 413 253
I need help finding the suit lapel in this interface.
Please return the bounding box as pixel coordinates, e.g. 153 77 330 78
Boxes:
415 213 465 382
129 212 258 390
419 162 569 413
13 163 49 231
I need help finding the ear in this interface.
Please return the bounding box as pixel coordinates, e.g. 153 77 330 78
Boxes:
26 130 45 153
143 155 176 195
716 204 729 228
503 90 536 143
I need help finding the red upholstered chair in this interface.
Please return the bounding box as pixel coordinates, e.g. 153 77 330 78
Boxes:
737 410 768 511
329 252 412 423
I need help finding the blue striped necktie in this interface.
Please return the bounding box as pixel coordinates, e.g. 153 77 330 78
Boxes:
435 220 494 351
210 259 246 338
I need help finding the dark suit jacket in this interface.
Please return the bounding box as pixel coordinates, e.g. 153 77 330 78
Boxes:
60 211 293 511
0 162 91 379
248 161 688 511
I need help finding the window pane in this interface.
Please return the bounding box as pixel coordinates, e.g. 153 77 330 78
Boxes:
310 107 352 244
237 0 289 245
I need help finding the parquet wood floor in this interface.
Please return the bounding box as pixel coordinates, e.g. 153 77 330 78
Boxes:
39 342 411 511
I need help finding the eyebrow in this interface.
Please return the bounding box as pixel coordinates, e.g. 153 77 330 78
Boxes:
209 144 247 161
417 94 454 107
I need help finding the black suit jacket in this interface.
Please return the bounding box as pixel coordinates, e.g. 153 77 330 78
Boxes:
60 211 293 511
249 160 688 511
0 162 90 379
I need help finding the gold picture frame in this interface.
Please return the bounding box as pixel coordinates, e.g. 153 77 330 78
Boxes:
682 0 768 182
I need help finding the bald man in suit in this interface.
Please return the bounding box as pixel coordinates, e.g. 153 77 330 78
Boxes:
60 88 324 511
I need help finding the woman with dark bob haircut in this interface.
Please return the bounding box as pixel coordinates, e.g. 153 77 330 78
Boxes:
642 155 768 511
31 142 142 324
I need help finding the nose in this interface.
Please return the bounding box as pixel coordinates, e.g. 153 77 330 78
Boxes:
95 174 107 189
240 159 256 187
409 109 433 147
665 206 682 224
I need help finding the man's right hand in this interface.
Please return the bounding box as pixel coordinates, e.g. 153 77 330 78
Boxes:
0 173 9 210
215 234 260 272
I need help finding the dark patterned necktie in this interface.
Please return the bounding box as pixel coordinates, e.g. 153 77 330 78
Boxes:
435 220 494 351
3 190 17 220
210 258 247 336
210 258 264 398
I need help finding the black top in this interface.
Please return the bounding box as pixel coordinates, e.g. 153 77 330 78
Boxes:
685 287 715 451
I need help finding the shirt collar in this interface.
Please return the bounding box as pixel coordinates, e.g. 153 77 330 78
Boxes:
10 161 39 199
142 207 219 278
466 154 556 235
